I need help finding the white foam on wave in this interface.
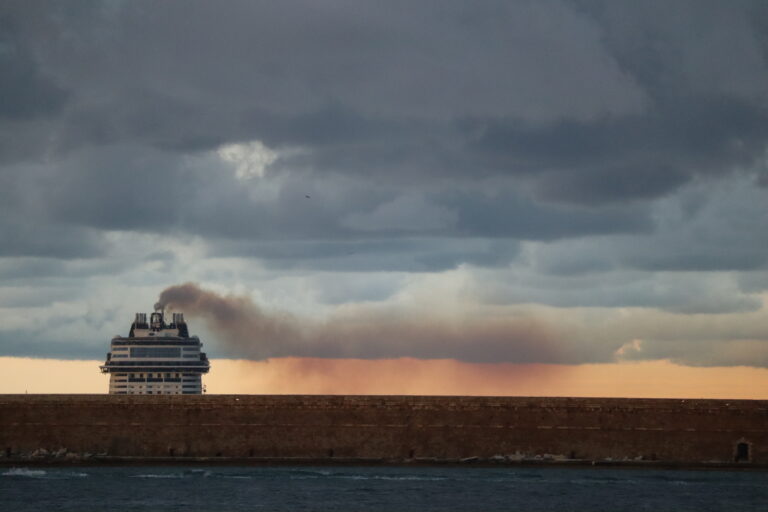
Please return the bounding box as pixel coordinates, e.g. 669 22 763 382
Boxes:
185 469 212 478
381 475 447 481
329 474 448 482
63 472 88 478
2 468 47 478
286 469 332 480
131 473 186 479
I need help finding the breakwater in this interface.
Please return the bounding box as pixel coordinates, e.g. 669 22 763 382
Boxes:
1 395 766 467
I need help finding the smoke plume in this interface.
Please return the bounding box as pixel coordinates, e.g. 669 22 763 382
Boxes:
158 282 572 364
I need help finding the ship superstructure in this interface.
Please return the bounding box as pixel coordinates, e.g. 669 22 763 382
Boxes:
100 306 210 394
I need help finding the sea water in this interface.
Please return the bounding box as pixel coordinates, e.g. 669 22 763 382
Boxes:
1 465 766 511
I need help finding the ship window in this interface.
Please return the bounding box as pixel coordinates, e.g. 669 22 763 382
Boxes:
130 347 181 358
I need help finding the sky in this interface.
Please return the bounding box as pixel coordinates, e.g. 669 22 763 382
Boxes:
1 0 768 397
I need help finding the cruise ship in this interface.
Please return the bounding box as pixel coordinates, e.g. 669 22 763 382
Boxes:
100 306 210 394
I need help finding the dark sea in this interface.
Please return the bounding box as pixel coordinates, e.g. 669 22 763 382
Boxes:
1 465 766 511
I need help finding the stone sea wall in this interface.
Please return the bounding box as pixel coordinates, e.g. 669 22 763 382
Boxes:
1 395 766 466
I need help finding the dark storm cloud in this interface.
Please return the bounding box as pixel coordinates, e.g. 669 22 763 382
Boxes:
0 0 767 270
5 142 650 269
469 95 768 203
0 15 68 121
3 0 768 370
3 1 767 196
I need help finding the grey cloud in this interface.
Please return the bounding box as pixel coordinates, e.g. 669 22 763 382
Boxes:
737 271 768 294
0 2 646 163
0 286 73 308
469 96 768 204
619 338 768 368
304 273 406 305
1 0 768 371
0 220 104 259
0 293 123 359
529 175 768 277
212 238 521 273
0 330 101 359
7 143 652 264
580 0 768 102
475 268 762 315
621 178 768 273
0 19 68 121
2 1 766 206
445 186 651 239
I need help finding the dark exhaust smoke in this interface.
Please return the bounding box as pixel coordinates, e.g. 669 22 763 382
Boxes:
158 282 566 363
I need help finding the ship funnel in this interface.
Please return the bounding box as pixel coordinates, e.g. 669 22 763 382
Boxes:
134 313 148 326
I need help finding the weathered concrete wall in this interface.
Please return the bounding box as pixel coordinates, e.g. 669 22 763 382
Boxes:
1 395 766 465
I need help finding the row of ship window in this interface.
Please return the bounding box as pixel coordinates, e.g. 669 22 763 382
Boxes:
110 347 200 358
112 378 199 382
113 372 194 378
105 361 207 367
112 384 200 389
112 346 199 349
112 347 200 351
113 373 200 379
112 391 199 394
112 354 201 358
111 341 202 346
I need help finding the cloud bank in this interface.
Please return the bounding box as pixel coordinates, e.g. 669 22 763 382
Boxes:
0 1 767 373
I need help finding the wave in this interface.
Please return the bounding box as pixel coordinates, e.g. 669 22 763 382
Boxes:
2 468 47 478
131 473 186 479
1 468 88 479
184 469 213 478
286 471 448 482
